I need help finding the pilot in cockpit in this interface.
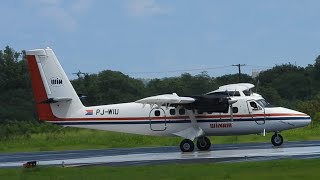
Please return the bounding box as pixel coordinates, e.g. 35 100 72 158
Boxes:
250 101 259 111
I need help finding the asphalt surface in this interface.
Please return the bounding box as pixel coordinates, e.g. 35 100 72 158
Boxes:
1 140 320 168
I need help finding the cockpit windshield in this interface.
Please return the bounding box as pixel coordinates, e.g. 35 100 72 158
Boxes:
207 91 241 96
256 99 272 108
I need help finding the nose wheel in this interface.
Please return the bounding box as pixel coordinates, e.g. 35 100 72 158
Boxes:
271 133 283 146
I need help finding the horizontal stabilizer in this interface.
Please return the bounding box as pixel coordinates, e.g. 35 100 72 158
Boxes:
39 97 72 104
135 93 195 105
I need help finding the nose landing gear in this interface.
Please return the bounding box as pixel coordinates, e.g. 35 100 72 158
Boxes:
180 136 211 152
271 133 283 146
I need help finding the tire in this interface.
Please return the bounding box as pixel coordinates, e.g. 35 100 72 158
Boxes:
271 134 283 146
196 136 211 151
180 139 195 152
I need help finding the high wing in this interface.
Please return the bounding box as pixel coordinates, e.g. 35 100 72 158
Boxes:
135 93 195 105
135 93 237 113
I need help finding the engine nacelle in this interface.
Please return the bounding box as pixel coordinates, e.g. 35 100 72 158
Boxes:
183 95 230 113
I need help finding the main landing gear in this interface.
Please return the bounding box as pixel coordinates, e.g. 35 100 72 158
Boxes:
180 136 211 152
271 133 283 146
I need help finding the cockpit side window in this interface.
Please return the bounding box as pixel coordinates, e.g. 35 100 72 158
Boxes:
249 101 259 110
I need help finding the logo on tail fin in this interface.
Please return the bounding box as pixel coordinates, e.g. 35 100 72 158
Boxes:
50 77 63 87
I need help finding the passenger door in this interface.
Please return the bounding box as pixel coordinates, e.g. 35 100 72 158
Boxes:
149 107 167 131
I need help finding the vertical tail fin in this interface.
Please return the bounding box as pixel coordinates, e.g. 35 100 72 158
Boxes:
26 47 83 121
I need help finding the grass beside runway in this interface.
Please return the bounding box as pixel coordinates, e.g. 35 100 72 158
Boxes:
0 123 319 153
0 159 320 179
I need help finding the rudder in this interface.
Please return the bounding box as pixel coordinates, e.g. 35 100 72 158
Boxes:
26 47 84 121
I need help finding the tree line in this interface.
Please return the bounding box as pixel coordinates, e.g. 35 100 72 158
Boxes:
1 46 320 123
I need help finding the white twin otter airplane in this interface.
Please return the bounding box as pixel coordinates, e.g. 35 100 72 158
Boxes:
26 47 311 152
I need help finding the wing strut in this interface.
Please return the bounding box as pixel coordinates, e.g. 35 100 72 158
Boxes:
173 110 204 140
228 98 237 122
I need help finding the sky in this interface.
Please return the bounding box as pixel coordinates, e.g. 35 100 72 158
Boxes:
1 0 320 79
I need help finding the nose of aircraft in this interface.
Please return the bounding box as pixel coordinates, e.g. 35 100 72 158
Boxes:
288 108 312 128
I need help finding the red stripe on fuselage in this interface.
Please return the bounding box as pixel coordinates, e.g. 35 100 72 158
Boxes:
44 113 308 122
195 113 308 119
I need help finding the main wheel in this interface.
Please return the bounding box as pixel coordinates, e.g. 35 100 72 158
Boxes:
271 134 283 146
196 136 211 151
180 139 195 152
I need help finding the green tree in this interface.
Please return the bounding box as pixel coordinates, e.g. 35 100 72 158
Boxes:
0 47 35 121
215 74 253 86
146 72 218 96
72 70 146 105
258 64 316 101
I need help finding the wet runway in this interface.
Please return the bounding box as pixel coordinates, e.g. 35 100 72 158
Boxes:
1 140 320 168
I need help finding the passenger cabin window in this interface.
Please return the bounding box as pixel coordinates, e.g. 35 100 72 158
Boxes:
179 108 185 115
169 109 175 115
198 110 203 114
154 110 160 116
232 107 238 113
